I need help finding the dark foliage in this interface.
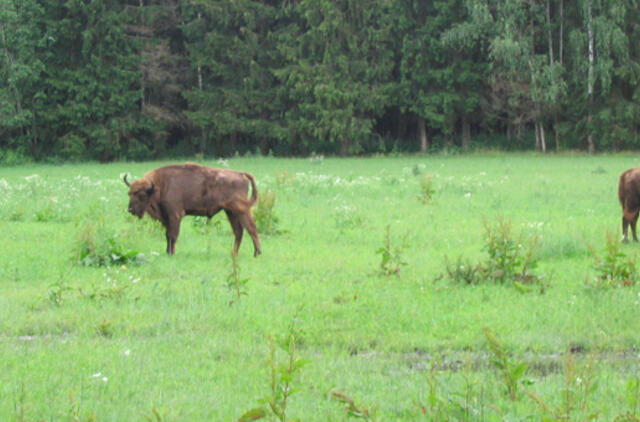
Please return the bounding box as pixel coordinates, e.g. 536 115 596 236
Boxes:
1 0 638 161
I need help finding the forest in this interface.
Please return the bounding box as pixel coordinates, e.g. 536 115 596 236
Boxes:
1 0 638 162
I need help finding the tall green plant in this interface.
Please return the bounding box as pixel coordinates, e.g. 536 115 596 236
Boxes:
483 327 528 401
226 251 249 306
376 224 408 277
239 312 308 422
482 218 542 287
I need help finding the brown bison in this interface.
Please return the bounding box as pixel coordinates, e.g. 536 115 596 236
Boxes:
124 163 261 256
618 167 640 242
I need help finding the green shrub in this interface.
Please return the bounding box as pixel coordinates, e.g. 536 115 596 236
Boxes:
73 210 144 267
481 218 544 289
416 174 435 204
254 189 281 235
589 231 638 287
376 224 408 277
441 218 546 292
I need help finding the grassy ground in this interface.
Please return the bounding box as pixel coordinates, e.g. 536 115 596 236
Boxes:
1 153 640 420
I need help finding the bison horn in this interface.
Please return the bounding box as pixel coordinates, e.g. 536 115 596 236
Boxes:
123 174 131 187
147 180 155 195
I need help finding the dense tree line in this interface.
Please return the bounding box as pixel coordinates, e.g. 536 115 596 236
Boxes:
1 0 638 161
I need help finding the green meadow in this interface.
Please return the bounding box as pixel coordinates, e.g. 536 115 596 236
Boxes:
2 153 640 420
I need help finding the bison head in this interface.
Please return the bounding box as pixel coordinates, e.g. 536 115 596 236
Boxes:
124 175 155 218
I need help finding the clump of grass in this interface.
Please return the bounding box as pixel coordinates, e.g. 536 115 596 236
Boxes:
97 319 113 338
34 199 56 222
275 170 296 187
254 189 281 235
443 255 481 285
74 210 144 267
376 224 408 277
78 275 130 303
619 378 640 419
334 204 365 230
191 215 222 235
48 279 73 307
416 174 435 204
238 312 308 421
416 357 483 421
588 230 638 287
331 390 376 420
526 350 600 420
9 206 24 221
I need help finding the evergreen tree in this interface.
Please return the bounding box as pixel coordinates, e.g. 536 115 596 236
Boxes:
182 0 286 156
0 0 48 159
277 0 395 155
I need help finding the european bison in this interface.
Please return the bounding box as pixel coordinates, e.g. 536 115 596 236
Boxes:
618 167 640 242
124 163 262 256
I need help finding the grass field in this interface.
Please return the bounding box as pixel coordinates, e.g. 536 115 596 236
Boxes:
1 153 640 420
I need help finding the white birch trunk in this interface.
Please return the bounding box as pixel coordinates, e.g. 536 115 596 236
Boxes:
587 0 595 153
418 116 428 153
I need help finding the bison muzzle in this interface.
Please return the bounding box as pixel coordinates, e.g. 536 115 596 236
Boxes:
619 167 640 242
124 163 262 256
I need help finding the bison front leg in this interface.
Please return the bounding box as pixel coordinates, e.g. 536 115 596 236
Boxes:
623 209 639 243
165 216 183 255
622 216 630 243
225 210 244 255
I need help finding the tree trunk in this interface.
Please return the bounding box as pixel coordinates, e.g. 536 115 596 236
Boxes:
587 0 595 154
139 0 145 109
418 115 428 153
546 0 554 65
230 131 237 156
397 111 408 141
461 114 471 149
535 122 541 151
559 0 564 65
539 122 546 152
340 137 351 156
197 13 203 91
554 116 561 151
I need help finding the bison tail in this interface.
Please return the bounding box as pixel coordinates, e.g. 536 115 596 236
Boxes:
245 172 258 206
619 172 628 207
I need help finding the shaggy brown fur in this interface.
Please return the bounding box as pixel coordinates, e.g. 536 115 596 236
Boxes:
124 163 261 256
618 167 640 242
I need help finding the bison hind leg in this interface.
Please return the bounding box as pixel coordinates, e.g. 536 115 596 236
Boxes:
225 210 244 255
237 212 261 257
623 208 640 242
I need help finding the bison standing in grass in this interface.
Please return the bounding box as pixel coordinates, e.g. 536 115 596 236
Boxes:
124 163 262 256
618 167 640 242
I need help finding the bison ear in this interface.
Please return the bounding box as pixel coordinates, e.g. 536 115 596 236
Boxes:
147 180 155 195
123 174 131 187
